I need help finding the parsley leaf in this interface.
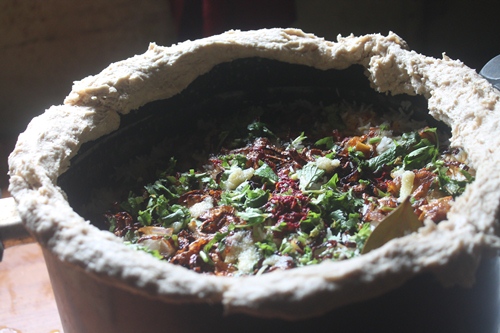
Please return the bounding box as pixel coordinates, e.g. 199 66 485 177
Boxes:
436 164 474 197
236 208 270 227
367 142 399 171
287 132 307 150
297 162 325 191
244 188 269 208
351 223 372 251
403 145 438 170
256 241 277 257
254 163 279 184
300 211 322 233
315 136 336 150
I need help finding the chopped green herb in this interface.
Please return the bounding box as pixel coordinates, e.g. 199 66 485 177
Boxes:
104 101 474 276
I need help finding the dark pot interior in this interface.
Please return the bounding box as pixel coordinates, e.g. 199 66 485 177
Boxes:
57 58 499 332
59 58 436 224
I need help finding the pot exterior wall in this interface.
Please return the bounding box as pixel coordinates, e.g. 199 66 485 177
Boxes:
42 247 226 332
41 246 500 333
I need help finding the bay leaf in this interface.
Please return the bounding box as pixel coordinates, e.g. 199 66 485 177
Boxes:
361 197 422 254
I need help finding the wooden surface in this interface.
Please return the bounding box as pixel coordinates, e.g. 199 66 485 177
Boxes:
0 243 63 333
1 124 62 333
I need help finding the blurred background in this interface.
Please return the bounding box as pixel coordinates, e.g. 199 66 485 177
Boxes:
1 0 499 196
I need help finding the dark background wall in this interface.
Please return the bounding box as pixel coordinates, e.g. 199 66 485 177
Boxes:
294 0 498 71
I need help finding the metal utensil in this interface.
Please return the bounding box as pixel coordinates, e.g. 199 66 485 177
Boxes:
479 54 500 90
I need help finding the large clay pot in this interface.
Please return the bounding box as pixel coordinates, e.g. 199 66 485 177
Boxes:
8 29 500 332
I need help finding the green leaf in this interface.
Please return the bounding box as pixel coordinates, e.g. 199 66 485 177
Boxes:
399 131 420 150
266 221 288 232
351 223 372 250
362 197 422 254
288 132 307 150
330 209 347 226
244 188 270 208
254 163 279 184
256 241 277 257
203 230 229 254
236 208 270 227
160 206 189 227
403 145 438 170
345 213 360 229
137 210 152 226
367 131 423 172
460 168 474 182
435 164 474 197
316 188 363 216
300 211 322 233
126 243 163 259
107 216 117 232
315 136 336 150
220 154 248 169
324 173 339 189
120 194 144 216
367 143 399 171
151 194 170 217
297 162 325 191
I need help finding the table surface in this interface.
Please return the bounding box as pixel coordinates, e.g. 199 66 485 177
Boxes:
0 242 64 333
0 138 63 332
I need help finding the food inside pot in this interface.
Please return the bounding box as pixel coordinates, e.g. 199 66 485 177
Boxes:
102 100 474 276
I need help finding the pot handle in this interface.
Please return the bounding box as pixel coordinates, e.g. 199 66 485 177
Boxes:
0 197 32 262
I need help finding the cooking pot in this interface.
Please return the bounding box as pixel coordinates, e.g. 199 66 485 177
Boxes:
7 29 500 332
